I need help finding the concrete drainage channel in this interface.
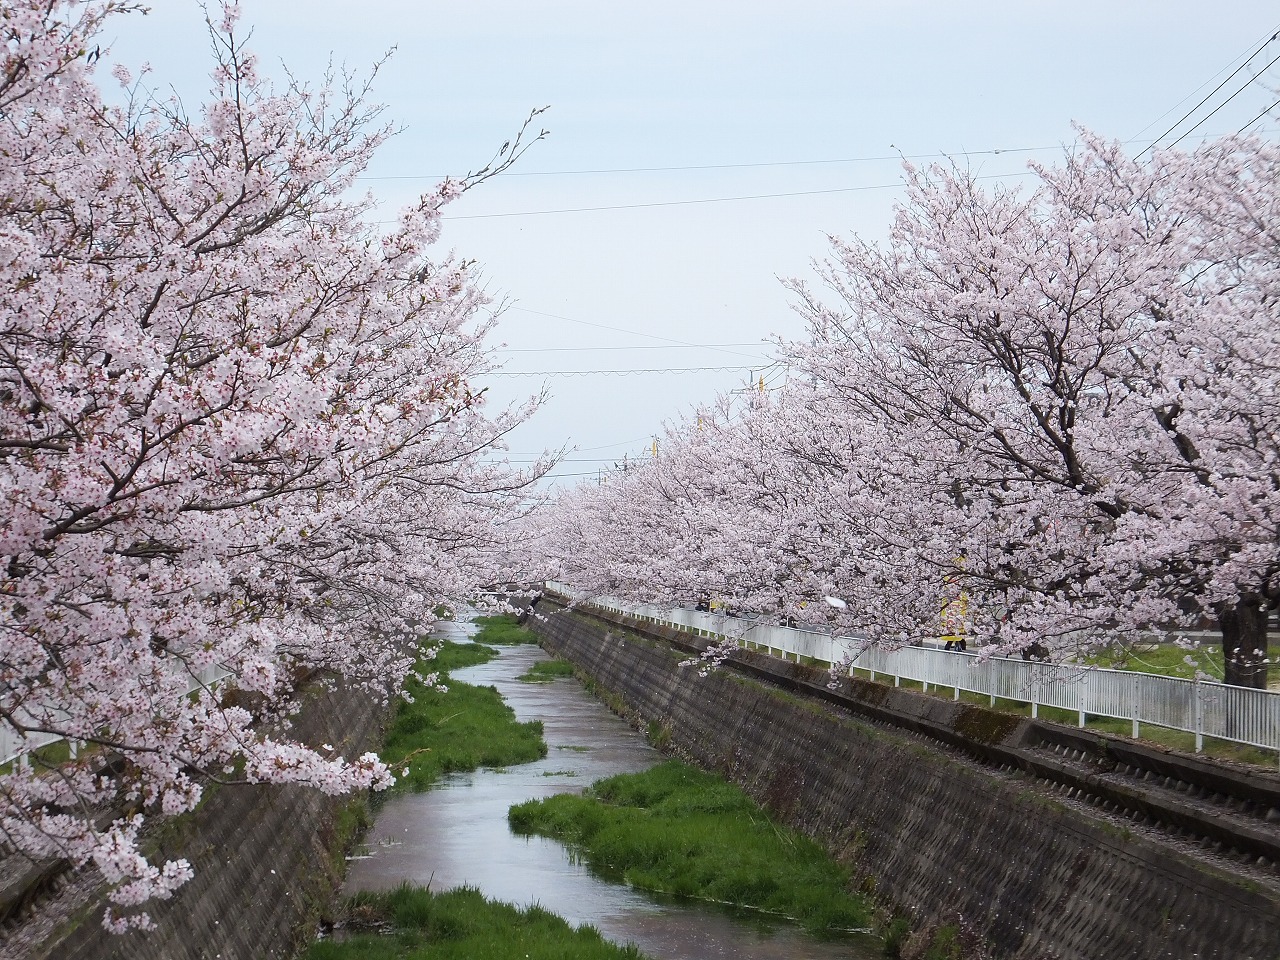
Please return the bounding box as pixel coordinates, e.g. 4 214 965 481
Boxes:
559 595 1280 874
0 678 390 960
1018 731 1280 870
534 594 1280 960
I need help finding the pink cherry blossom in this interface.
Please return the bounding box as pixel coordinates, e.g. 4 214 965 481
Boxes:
1 0 550 927
531 130 1280 690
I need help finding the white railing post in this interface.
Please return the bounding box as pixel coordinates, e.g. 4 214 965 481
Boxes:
1194 680 1204 753
1030 661 1039 719
1131 673 1140 739
1078 670 1088 728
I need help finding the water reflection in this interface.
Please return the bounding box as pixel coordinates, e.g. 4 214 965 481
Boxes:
344 620 879 960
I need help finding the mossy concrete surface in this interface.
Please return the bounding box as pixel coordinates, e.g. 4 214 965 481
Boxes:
18 678 390 960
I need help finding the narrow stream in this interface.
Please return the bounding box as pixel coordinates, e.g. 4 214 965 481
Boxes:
343 620 881 959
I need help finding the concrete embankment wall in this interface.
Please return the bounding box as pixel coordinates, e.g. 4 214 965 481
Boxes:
531 601 1280 960
18 680 388 960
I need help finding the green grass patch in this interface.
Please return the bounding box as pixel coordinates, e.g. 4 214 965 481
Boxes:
508 760 869 935
0 737 76 775
308 884 648 960
1078 642 1224 680
1075 640 1280 685
472 614 539 646
518 659 576 683
430 639 499 673
383 640 547 790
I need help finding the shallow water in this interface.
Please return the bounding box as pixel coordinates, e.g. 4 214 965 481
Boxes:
344 619 880 959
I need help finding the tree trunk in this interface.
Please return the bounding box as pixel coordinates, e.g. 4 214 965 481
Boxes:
1218 593 1269 689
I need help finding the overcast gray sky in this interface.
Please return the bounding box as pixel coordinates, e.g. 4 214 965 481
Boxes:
107 2 1280 485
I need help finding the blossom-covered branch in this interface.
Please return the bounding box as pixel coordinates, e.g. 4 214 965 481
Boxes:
1 0 549 929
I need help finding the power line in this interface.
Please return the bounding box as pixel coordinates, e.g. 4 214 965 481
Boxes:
487 456 649 466
497 456 633 463
496 342 766 353
1137 26 1280 157
357 144 1062 181
501 435 654 456
507 306 769 362
1236 94 1280 136
368 133 1273 226
762 366 788 388
364 129 1269 192
573 435 654 453
439 177 1030 220
486 365 767 377
1168 49 1280 149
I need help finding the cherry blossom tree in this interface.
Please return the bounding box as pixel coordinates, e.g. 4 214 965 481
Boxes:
1 0 548 929
784 133 1280 685
532 388 895 636
534 132 1280 690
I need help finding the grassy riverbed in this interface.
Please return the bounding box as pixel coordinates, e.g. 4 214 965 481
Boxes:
321 621 870 958
508 760 870 936
382 639 547 790
314 631 648 959
308 885 648 960
472 613 540 645
518 658 575 683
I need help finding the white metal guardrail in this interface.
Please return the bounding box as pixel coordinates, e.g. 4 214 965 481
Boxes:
1 662 228 769
546 582 1280 760
0 725 65 770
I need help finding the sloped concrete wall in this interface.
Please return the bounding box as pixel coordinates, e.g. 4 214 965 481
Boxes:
532 604 1280 960
22 681 387 960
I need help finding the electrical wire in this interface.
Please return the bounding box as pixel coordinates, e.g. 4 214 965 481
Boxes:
368 133 1274 226
573 435 655 452
363 129 1270 192
1136 26 1280 157
356 144 1063 181
486 365 765 377
496 342 765 353
1167 49 1280 149
1236 95 1280 135
508 306 771 362
501 436 654 456
496 456 637 463
440 176 1034 220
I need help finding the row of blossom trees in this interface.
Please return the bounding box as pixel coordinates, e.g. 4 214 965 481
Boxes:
2 1 549 929
532 130 1280 692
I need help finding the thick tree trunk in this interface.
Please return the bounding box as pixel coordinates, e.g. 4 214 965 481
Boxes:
1217 593 1269 689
